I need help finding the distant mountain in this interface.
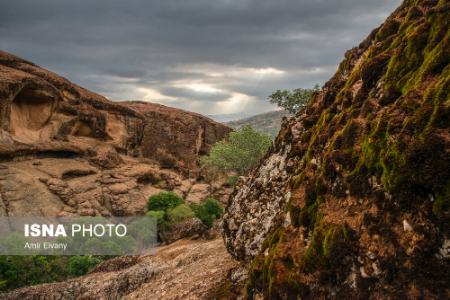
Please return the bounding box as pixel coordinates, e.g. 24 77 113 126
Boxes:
226 110 291 138
207 112 252 123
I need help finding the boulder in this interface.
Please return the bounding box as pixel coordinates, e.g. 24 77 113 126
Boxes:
160 218 207 244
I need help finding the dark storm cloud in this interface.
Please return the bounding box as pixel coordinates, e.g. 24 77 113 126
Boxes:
0 0 402 115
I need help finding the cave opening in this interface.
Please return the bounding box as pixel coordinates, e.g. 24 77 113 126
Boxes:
9 85 56 142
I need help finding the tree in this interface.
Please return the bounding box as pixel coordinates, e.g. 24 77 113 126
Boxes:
147 192 184 212
68 256 101 276
201 125 272 174
190 198 224 228
268 85 320 113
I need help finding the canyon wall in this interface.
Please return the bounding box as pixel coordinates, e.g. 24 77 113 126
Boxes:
0 51 231 217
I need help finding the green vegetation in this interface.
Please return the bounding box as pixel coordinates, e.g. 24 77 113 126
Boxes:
167 203 195 223
201 125 272 174
225 175 239 188
145 210 166 227
247 228 286 297
0 255 102 291
248 1 449 297
190 197 224 228
146 192 224 233
268 85 319 113
68 256 102 276
300 223 349 273
147 191 184 212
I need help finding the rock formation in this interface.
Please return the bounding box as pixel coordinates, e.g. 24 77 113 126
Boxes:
224 0 449 298
2 238 240 300
0 50 231 217
0 51 240 299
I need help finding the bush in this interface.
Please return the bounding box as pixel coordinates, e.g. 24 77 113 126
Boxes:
225 175 239 187
68 256 101 277
0 255 103 291
191 198 224 228
0 256 56 290
201 125 272 174
147 192 184 212
146 210 166 227
167 204 195 223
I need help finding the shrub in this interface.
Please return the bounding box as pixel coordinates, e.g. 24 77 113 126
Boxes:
167 204 195 223
146 210 166 227
147 192 184 212
225 175 239 187
68 256 101 277
201 125 272 174
191 198 224 228
0 256 53 290
0 255 109 291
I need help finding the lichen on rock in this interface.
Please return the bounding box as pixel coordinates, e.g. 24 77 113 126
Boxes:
224 0 450 298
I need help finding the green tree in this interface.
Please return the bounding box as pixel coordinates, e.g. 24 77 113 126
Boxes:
147 192 184 212
201 125 271 174
68 256 101 277
268 85 320 113
190 198 224 228
0 256 73 290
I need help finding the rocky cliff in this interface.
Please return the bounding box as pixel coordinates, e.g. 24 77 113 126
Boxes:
224 0 449 298
0 51 240 299
0 50 230 172
0 50 231 217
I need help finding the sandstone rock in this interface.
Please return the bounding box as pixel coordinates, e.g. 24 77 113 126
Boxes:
185 183 210 204
0 49 230 218
160 218 207 244
89 146 124 169
0 50 230 174
108 180 138 195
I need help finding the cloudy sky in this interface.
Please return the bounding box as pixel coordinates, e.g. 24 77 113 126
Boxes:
1 0 402 117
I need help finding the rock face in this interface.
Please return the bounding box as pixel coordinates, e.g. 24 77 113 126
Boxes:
160 218 207 244
0 50 230 172
0 50 232 217
224 1 449 298
122 101 231 174
0 51 239 299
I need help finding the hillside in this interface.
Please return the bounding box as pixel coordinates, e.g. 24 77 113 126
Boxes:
0 50 234 218
1 0 449 298
227 110 292 138
224 0 449 298
0 50 237 296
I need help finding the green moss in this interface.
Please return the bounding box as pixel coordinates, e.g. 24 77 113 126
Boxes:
337 119 360 149
382 2 450 97
432 183 450 224
297 197 324 229
290 178 328 229
291 173 305 189
248 228 285 296
375 18 401 42
301 223 350 273
305 110 331 159
248 2 449 296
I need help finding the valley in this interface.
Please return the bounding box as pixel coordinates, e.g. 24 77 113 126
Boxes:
0 0 449 299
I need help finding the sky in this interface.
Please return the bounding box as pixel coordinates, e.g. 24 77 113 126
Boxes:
0 0 402 117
